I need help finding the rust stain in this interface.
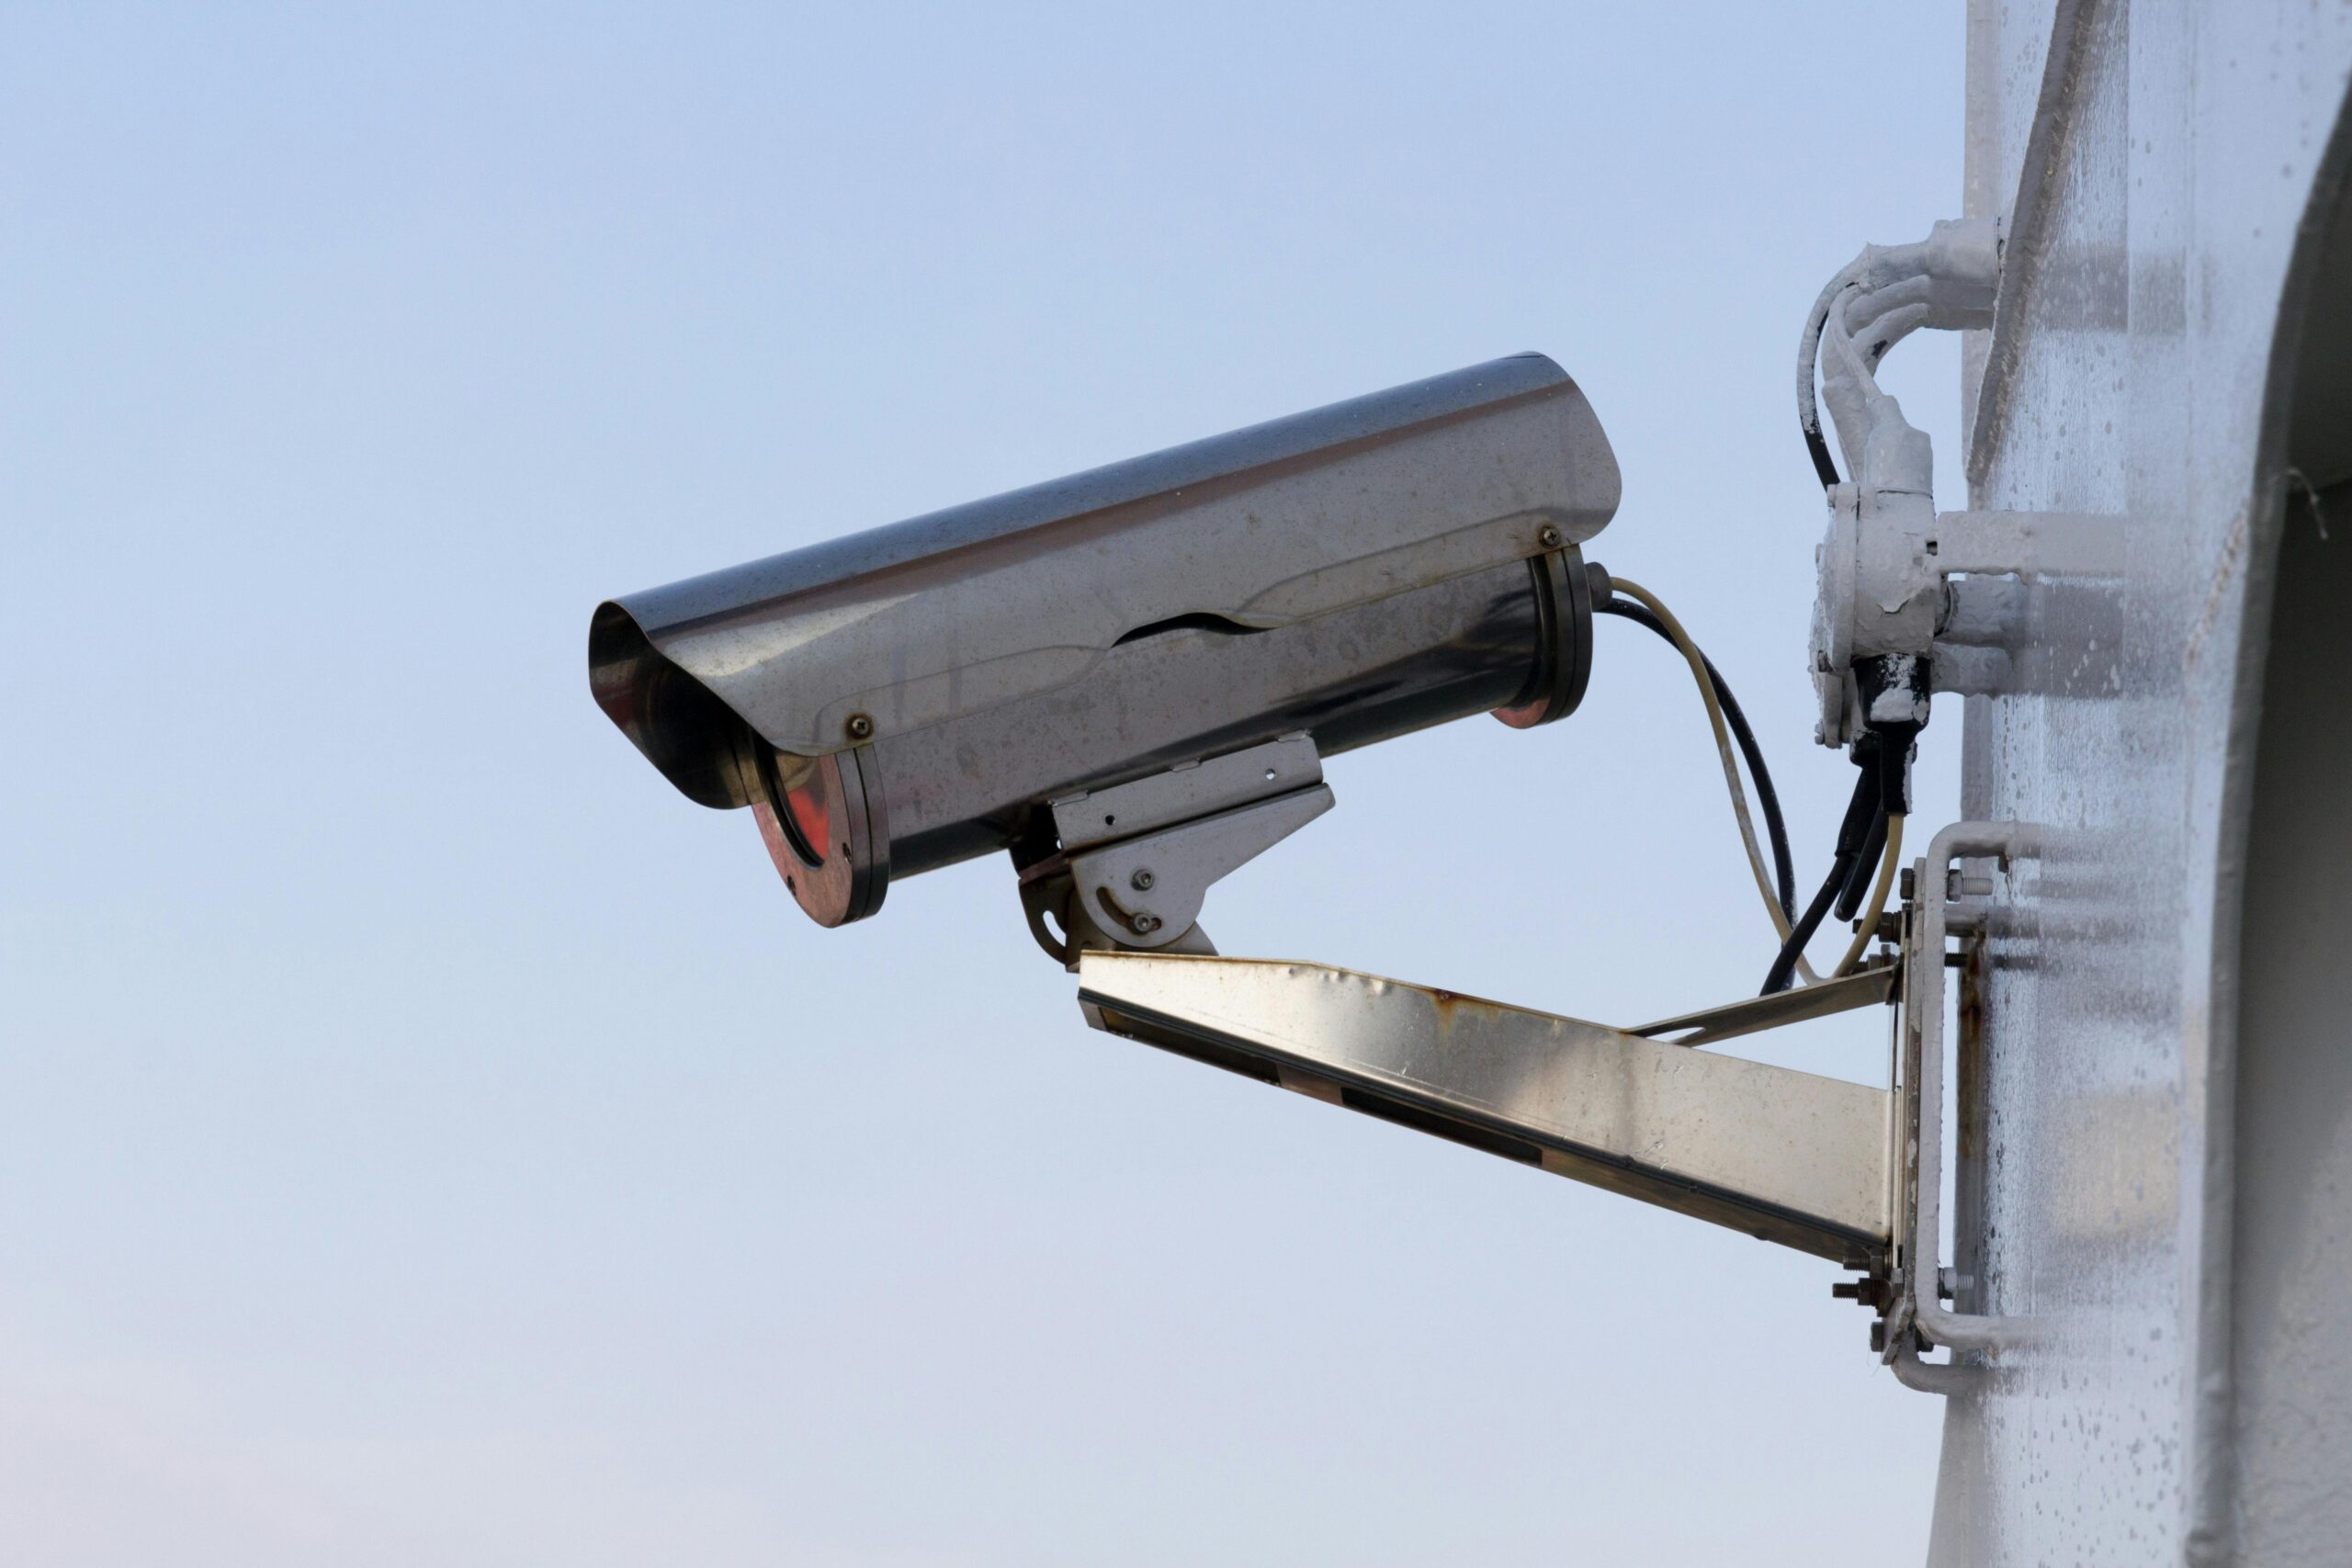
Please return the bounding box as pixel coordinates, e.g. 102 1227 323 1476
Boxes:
1415 983 1514 1016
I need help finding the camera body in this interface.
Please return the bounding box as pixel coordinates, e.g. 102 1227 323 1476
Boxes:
592 353 1619 939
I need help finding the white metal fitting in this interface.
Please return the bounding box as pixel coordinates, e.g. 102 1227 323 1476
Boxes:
1812 501 2130 744
1804 215 2126 745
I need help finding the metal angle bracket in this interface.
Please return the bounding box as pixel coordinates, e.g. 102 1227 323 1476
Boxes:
1075 952 1897 1268
1020 735 1333 965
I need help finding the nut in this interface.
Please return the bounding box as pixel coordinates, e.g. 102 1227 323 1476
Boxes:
1130 913 1161 935
844 712 875 741
1130 868 1156 891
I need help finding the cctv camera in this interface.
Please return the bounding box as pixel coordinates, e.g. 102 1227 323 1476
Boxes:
591 353 1619 959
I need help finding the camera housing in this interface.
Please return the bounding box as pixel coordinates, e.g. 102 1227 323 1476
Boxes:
591 353 1619 943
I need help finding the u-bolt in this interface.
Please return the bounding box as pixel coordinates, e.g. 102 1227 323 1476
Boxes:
1905 820 2043 1359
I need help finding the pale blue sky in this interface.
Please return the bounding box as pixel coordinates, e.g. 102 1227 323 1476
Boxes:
2 5 1966 1562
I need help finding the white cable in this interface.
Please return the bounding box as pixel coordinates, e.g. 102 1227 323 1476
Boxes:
1610 577 1817 985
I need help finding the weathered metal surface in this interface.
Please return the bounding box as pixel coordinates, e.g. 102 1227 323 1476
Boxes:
1075 952 1893 1266
1931 5 2352 1562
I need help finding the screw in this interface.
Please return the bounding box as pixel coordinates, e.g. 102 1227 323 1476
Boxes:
1130 868 1155 891
844 712 875 741
1130 912 1161 935
1537 524 1564 550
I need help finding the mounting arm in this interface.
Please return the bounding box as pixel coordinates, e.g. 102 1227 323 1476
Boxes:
1076 952 1897 1267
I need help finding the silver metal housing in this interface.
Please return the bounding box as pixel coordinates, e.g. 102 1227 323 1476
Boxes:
591 354 1618 924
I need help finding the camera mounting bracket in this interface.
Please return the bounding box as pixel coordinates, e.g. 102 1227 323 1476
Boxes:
1074 949 1900 1268
1070 818 2054 1396
1018 736 1333 966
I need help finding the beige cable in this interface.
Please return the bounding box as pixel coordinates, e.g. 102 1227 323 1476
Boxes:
1608 577 1817 986
1832 814 1904 977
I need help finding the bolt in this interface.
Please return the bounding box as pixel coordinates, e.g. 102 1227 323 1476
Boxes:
1833 1278 1887 1310
1537 524 1564 550
1130 912 1161 935
1130 868 1155 891
1898 866 1917 902
844 712 875 741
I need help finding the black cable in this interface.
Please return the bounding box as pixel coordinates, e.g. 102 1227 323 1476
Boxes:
1804 423 1841 490
1835 805 1890 922
1801 285 1846 491
1765 858 1851 999
1597 598 1796 922
1760 761 1883 996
